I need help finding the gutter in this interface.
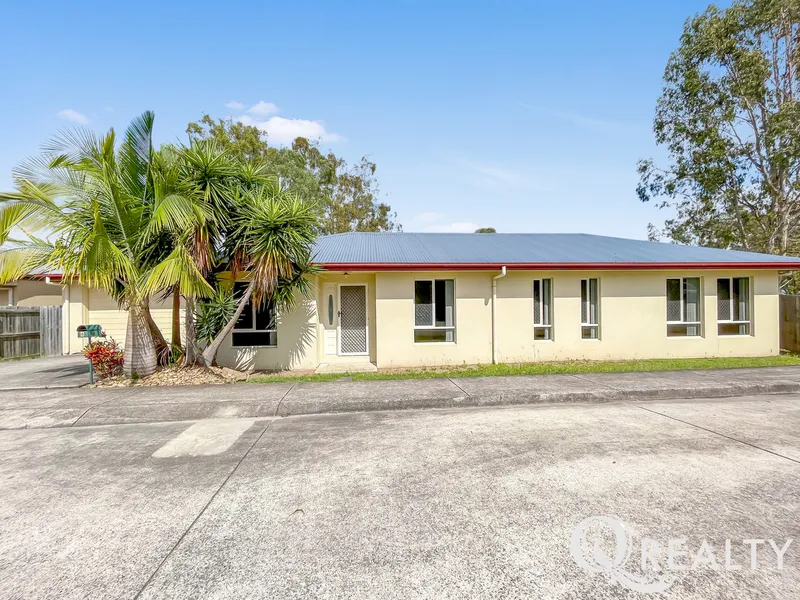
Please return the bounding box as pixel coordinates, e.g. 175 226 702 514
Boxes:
319 262 800 272
491 266 507 365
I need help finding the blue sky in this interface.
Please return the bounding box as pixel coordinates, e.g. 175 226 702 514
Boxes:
1 0 716 239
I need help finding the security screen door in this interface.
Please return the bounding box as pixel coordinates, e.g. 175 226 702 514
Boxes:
339 284 368 354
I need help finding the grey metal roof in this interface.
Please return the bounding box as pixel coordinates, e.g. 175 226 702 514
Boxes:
312 232 800 267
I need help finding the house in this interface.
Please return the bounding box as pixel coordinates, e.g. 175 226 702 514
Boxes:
0 269 63 307
61 232 800 371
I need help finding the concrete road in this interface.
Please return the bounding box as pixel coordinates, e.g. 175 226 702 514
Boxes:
0 354 88 389
1 395 799 599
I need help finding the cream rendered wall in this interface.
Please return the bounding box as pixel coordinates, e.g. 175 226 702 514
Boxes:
375 271 492 368
373 269 779 369
494 269 779 362
14 280 63 307
213 276 321 372
214 297 318 372
64 284 182 354
316 273 377 365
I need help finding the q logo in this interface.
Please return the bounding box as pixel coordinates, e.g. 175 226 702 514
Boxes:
570 516 673 594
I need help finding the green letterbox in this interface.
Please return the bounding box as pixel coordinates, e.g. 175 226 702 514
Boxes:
76 324 104 338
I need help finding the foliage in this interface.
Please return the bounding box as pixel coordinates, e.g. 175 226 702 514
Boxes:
196 286 237 343
82 339 124 379
0 113 214 376
474 227 497 233
186 115 400 234
200 177 321 366
247 354 800 383
638 0 800 258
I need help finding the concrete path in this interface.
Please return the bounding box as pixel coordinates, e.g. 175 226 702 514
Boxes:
1 394 799 599
0 354 88 390
4 366 800 429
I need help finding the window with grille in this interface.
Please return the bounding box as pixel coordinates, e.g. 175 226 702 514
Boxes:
232 282 277 347
414 280 455 342
581 278 599 339
666 277 701 337
717 277 751 336
533 278 553 340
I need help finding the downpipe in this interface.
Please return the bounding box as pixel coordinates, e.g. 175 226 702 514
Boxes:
491 266 507 364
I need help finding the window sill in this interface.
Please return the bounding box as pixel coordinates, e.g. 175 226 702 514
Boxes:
232 345 278 349
413 341 457 346
718 334 754 339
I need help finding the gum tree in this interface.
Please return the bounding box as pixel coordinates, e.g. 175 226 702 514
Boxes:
638 0 800 257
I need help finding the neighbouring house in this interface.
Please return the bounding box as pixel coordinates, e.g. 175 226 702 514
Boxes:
0 269 63 307
60 232 800 372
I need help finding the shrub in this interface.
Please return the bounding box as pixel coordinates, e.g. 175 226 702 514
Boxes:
196 285 237 343
82 339 124 379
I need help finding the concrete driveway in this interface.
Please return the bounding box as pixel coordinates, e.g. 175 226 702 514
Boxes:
0 354 88 390
1 394 799 599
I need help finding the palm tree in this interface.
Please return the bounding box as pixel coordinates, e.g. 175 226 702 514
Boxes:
200 179 320 366
0 112 213 377
169 140 272 365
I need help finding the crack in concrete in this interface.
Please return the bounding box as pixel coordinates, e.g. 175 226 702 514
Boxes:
635 404 800 466
273 383 296 417
132 419 275 599
71 389 140 427
447 378 471 397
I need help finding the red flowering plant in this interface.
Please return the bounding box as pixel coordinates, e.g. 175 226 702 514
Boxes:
82 338 124 379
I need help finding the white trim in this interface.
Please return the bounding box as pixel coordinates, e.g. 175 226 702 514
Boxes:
338 283 369 356
533 278 553 341
716 276 752 336
413 279 456 343
666 277 702 337
580 277 600 340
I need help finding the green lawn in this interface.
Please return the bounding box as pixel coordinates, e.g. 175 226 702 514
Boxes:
245 354 800 384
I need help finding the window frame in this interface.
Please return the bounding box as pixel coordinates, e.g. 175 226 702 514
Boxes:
232 282 278 348
666 277 702 338
413 279 456 343
533 278 554 341
717 276 752 336
580 277 600 340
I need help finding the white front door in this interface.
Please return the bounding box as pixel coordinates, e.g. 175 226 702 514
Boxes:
323 285 337 355
338 284 368 355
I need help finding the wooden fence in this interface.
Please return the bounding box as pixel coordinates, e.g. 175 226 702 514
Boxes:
780 295 800 353
0 306 62 359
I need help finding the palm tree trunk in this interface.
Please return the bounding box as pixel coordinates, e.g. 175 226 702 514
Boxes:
200 280 253 366
171 284 181 351
124 303 157 378
145 306 170 364
184 296 199 366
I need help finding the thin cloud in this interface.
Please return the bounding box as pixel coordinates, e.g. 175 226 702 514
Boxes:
235 114 344 145
57 109 88 125
519 102 623 131
414 211 446 223
247 101 279 117
225 100 245 110
469 163 527 187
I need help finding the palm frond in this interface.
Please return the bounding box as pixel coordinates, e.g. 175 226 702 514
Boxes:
140 243 214 299
0 242 56 283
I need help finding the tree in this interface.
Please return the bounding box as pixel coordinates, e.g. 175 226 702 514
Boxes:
199 179 320 366
166 140 272 365
638 0 800 257
475 227 497 233
0 113 213 377
186 115 400 234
